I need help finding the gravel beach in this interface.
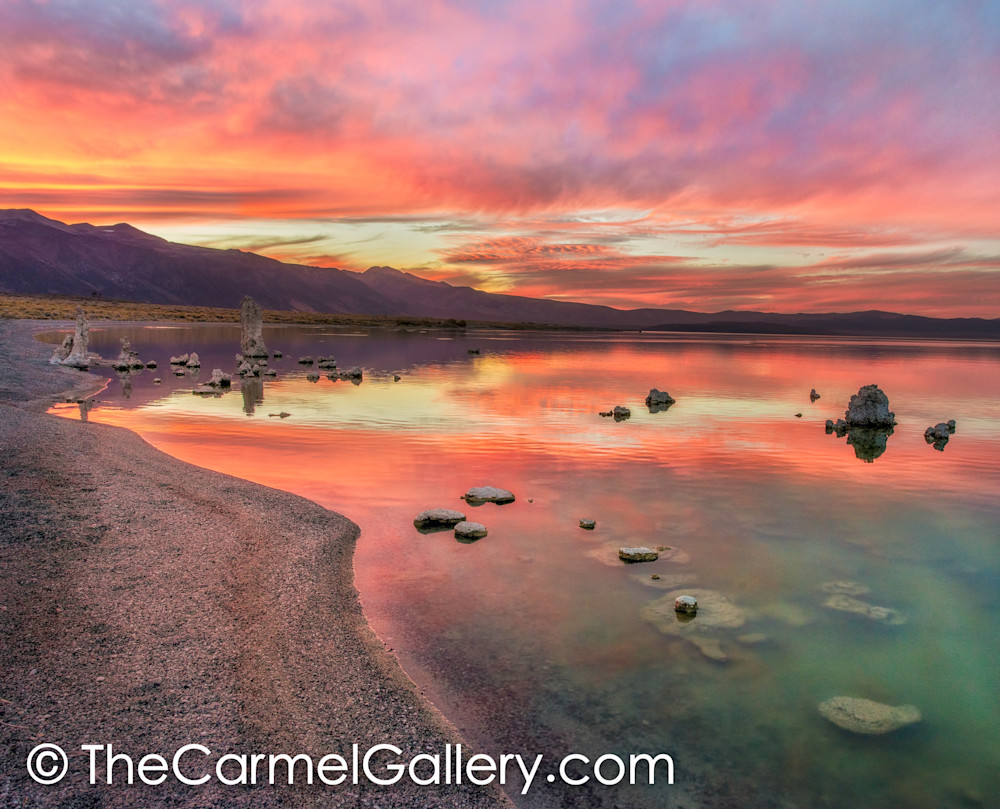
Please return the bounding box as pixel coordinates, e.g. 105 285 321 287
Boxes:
0 320 513 808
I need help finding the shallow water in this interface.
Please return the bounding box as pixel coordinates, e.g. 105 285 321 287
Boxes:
49 324 1000 809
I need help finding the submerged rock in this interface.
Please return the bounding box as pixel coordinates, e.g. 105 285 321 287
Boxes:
821 581 871 597
818 696 921 735
272 350 283 358
414 508 467 528
454 521 488 540
263 367 277 376
619 547 659 562
306 372 320 382
844 384 896 427
240 295 268 357
146 360 157 369
394 374 402 382
298 356 314 364
824 594 907 625
463 486 515 504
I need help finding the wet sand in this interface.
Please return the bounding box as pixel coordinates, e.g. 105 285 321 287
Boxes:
0 320 512 808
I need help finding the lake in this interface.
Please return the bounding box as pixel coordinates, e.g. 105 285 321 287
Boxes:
48 323 1000 809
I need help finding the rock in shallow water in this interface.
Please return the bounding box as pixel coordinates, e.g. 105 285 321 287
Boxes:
454 521 488 540
845 384 896 427
599 405 631 421
463 486 515 504
642 588 748 661
240 295 268 357
619 547 659 562
674 595 698 614
579 518 596 530
818 696 921 735
414 508 467 528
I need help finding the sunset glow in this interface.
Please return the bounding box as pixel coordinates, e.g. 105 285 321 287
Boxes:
2 0 999 315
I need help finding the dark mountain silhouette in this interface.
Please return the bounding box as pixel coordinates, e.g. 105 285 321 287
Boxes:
2 209 998 338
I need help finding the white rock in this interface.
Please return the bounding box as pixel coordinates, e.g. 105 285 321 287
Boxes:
169 353 189 365
186 352 201 368
454 521 488 540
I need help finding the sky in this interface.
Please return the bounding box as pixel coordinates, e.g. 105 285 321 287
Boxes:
1 0 999 316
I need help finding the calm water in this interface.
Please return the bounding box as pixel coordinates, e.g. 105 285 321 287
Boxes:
48 324 1000 809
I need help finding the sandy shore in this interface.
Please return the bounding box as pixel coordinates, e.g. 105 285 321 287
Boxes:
0 320 512 808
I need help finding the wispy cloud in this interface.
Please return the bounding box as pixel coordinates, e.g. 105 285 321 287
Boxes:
1 0 998 315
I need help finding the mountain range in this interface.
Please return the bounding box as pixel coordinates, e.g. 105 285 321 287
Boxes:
2 208 998 338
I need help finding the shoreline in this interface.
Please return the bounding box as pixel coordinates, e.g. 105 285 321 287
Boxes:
0 319 513 808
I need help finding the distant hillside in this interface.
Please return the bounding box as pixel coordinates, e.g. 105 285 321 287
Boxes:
2 209 998 338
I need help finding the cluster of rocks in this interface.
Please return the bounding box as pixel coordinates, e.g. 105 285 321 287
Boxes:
317 356 337 369
169 352 201 368
412 487 515 542
236 353 275 378
599 405 631 421
924 420 956 451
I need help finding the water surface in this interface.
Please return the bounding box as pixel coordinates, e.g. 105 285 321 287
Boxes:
49 324 1000 809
